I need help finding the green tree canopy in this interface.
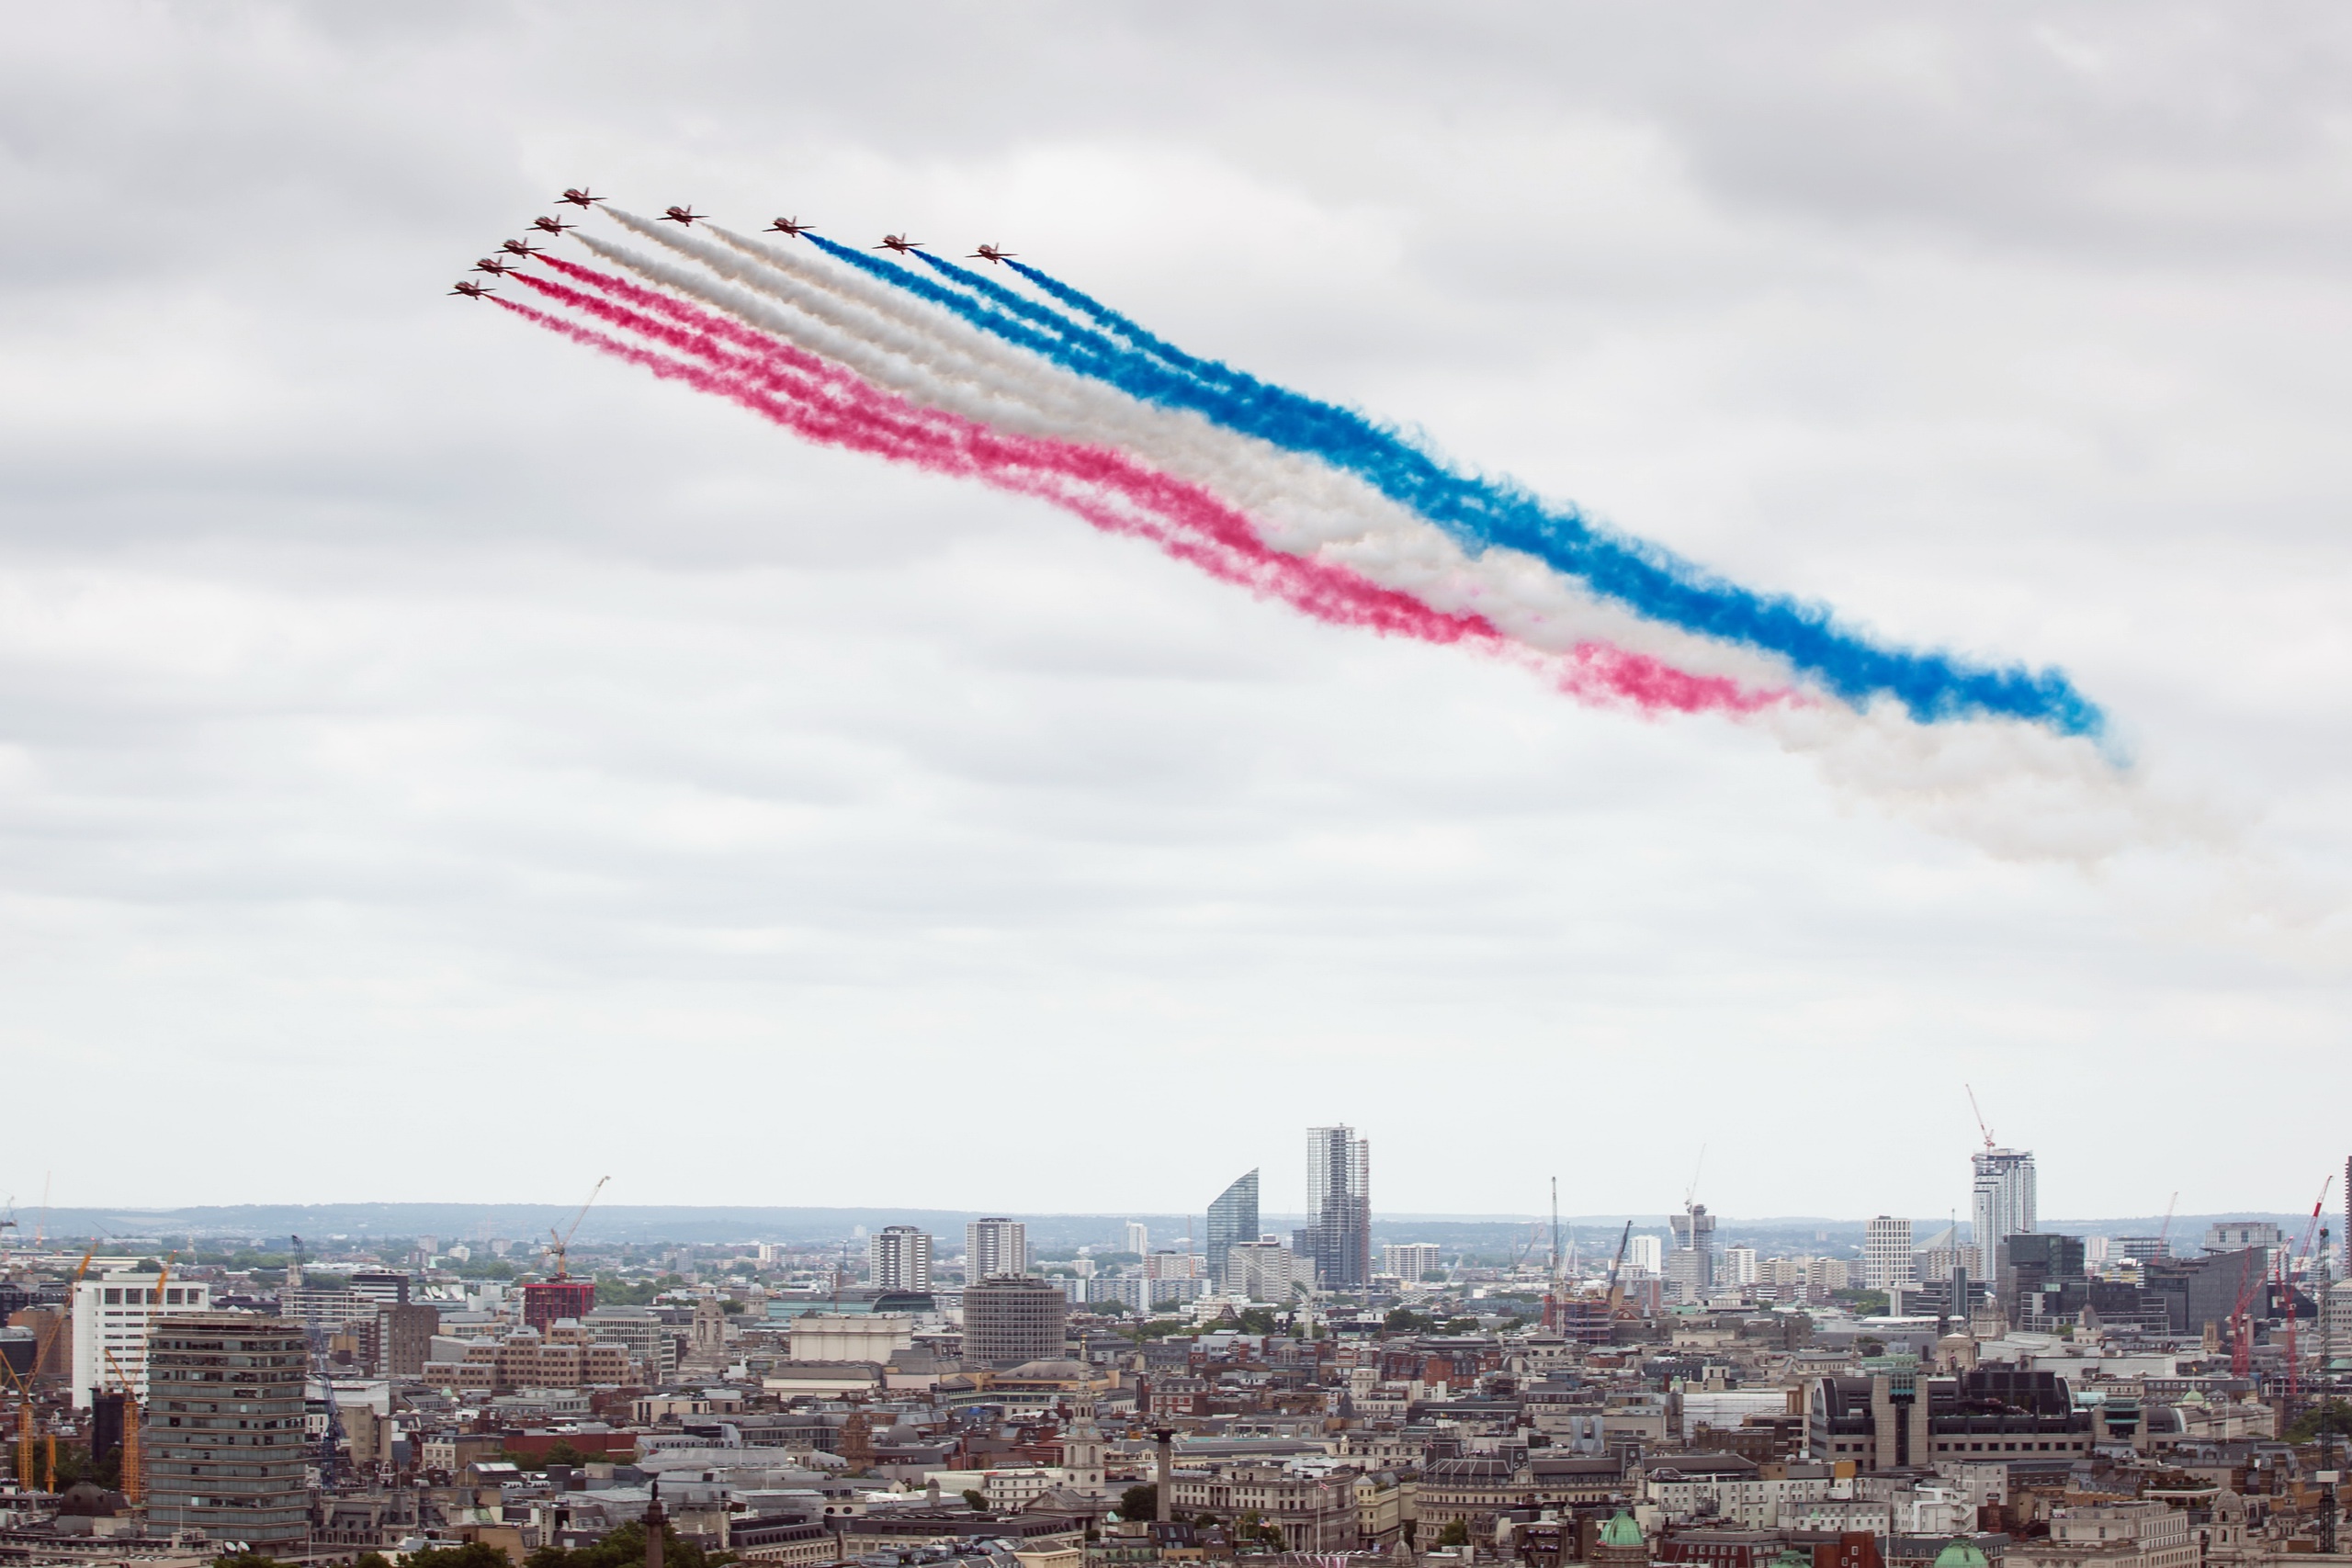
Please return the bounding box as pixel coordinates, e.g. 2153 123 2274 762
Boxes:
1117 1483 1158 1521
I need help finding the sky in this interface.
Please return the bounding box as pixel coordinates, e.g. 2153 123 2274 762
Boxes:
4 3 2350 1224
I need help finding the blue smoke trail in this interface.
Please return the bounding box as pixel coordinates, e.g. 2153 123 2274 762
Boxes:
811 237 2102 736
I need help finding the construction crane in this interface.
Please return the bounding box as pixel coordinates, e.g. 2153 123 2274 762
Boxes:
2286 1176 2335 1402
2 1354 37 1495
546 1176 609 1280
98 1346 142 1506
2156 1193 2178 1257
1605 1221 1634 1315
1965 1085 1996 1152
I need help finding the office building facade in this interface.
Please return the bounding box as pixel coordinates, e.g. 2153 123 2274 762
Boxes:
1382 1243 1442 1281
1305 1124 1372 1290
1668 1203 1717 1299
71 1271 212 1407
1971 1148 2038 1266
1863 1216 1916 1291
967 1218 1028 1280
1204 1169 1260 1281
144 1313 311 1547
963 1274 1067 1366
870 1225 933 1292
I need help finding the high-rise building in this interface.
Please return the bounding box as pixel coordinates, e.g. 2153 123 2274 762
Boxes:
1864 1217 1916 1291
870 1225 933 1292
521 1277 596 1335
967 1218 1028 1280
1724 1246 1760 1286
379 1303 440 1378
144 1313 310 1547
1971 1148 2038 1269
1122 1222 1149 1258
962 1275 1067 1366
1204 1170 1260 1281
1625 1235 1664 1276
1382 1243 1442 1281
1223 1240 1296 1301
347 1271 413 1306
1668 1203 1717 1299
1305 1124 1372 1290
71 1270 212 1407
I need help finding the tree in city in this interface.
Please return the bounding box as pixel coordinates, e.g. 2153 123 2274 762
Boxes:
1383 1308 1432 1333
1118 1483 1158 1521
2290 1401 2352 1445
543 1440 591 1468
405 1545 519 1568
963 1489 989 1513
1437 1519 1471 1548
524 1518 734 1568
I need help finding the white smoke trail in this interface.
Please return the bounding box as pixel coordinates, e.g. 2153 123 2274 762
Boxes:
572 217 2196 863
590 216 1796 692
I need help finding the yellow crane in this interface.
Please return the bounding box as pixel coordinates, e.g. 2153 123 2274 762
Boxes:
95 1257 172 1507
545 1177 609 1280
2 1355 37 1495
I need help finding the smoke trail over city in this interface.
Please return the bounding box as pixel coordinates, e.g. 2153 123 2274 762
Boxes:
459 202 2180 858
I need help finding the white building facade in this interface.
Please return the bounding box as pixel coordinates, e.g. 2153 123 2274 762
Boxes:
72 1270 212 1406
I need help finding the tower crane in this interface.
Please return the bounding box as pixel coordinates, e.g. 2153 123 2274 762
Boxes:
1605 1221 1634 1316
2 1355 38 1495
546 1176 609 1280
2157 1193 2178 1256
1965 1085 1996 1152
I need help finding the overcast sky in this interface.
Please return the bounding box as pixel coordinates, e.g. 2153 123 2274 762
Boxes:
4 4 2348 1225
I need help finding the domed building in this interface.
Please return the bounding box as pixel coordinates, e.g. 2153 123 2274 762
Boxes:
1590 1510 1648 1568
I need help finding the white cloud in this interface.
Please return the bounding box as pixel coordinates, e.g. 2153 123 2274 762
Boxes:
1 1 2346 1220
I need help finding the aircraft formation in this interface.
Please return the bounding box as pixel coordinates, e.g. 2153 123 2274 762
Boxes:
447 188 1021 299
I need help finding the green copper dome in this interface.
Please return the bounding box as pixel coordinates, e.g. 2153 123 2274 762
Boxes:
1600 1512 1645 1548
1933 1540 1990 1568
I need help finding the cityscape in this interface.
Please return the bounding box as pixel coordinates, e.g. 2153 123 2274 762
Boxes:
9 9 2351 1568
2 1124 2346 1568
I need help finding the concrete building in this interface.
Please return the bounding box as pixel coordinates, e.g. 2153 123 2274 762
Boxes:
144 1313 311 1547
1204 1170 1260 1282
2203 1221 2283 1256
1305 1124 1372 1291
582 1305 679 1382
1382 1243 1442 1281
1168 1463 1361 1551
2005 1503 2194 1568
71 1269 211 1406
1865 1218 1916 1291
967 1218 1028 1280
870 1225 933 1292
1122 1222 1149 1258
1807 1365 2093 1469
1626 1235 1664 1276
788 1312 913 1363
1724 1246 1760 1286
964 1275 1067 1367
1668 1204 1717 1300
379 1302 439 1378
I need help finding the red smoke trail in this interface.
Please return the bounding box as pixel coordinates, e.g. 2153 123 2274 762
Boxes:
496 287 1783 716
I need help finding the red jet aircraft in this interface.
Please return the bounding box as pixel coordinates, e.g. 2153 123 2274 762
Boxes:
558 188 604 208
472 257 517 276
661 205 704 225
876 234 923 254
766 216 814 237
499 239 543 257
529 216 575 235
449 280 495 299
970 243 1015 264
